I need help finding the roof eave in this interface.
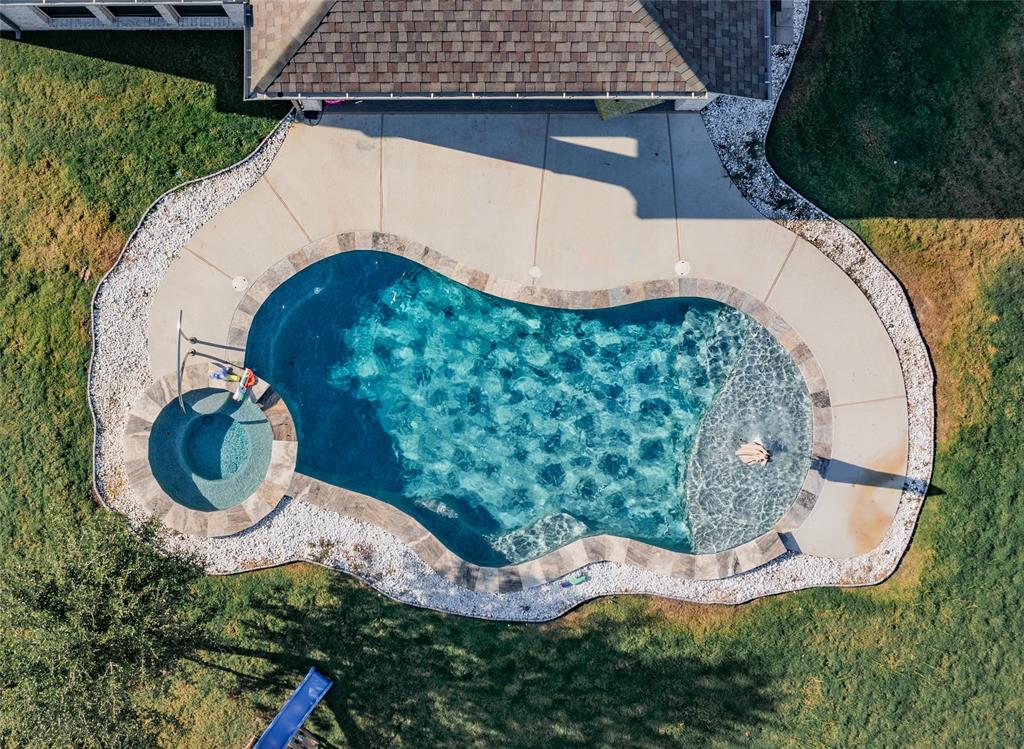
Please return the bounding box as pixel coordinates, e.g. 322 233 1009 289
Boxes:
247 89 712 102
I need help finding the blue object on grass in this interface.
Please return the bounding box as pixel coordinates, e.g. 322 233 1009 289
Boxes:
253 667 333 749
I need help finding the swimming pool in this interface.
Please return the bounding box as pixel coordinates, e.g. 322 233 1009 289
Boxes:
149 388 273 512
246 251 811 565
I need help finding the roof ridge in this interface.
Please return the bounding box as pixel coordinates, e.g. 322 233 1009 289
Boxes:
255 0 740 98
626 0 707 92
252 0 336 95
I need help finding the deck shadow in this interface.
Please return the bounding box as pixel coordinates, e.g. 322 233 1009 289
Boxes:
323 111 711 221
814 457 909 491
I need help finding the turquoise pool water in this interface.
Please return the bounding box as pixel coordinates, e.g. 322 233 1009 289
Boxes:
149 389 272 511
246 251 811 565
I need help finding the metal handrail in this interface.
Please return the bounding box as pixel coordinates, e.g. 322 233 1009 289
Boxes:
176 310 185 412
176 308 246 412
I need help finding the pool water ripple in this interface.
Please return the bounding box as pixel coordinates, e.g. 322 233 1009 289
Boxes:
246 251 810 565
685 325 812 552
149 389 272 512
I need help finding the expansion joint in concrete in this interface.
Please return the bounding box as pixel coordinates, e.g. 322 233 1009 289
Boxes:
184 246 232 280
263 176 312 243
763 234 799 303
665 111 683 261
531 113 552 273
378 113 385 232
831 393 907 409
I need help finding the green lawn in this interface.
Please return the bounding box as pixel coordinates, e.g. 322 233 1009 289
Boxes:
0 32 285 555
1 5 1023 747
766 0 1024 438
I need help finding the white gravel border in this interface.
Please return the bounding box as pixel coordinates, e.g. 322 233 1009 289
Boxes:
89 2 933 622
90 117 291 517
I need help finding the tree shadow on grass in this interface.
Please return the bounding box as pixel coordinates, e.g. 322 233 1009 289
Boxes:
205 569 777 749
14 31 288 119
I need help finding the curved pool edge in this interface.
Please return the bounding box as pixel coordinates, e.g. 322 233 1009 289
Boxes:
123 363 297 538
288 472 787 590
228 232 832 588
702 0 932 589
86 0 929 619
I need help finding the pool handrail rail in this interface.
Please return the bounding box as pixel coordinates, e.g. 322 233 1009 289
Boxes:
176 309 184 412
176 308 247 412
253 667 333 749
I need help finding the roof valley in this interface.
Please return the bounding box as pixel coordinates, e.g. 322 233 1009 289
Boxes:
249 0 768 100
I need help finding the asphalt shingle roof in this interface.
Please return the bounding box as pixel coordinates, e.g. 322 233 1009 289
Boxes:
249 0 769 99
645 1 768 99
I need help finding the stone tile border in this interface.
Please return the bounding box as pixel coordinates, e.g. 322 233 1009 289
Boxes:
87 3 929 617
227 231 832 589
701 0 934 588
122 363 297 537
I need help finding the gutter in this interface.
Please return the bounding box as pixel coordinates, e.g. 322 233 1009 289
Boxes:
246 90 711 103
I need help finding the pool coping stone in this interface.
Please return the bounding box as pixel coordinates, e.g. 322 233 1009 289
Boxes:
224 231 830 590
123 363 297 538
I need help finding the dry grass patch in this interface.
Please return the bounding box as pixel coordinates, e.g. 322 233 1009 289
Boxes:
553 594 753 642
855 217 1024 438
154 677 258 749
863 542 936 604
0 158 124 273
645 598 754 636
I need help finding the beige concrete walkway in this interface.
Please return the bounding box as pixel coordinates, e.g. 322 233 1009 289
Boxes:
150 112 908 560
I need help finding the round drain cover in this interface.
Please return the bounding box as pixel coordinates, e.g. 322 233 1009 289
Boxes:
529 265 543 279
232 276 249 292
674 260 691 277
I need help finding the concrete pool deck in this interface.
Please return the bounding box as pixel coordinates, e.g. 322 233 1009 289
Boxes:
148 110 908 562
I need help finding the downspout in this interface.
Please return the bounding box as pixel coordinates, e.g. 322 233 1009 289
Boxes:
0 13 21 39
764 0 774 100
242 2 253 100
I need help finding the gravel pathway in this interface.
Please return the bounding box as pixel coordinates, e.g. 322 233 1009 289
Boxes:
90 119 291 514
89 1 933 621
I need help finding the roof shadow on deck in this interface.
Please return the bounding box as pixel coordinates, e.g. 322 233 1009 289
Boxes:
321 110 750 221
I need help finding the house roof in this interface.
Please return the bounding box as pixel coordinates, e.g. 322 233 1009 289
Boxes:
248 0 769 100
646 1 769 99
